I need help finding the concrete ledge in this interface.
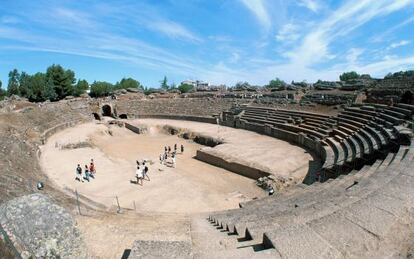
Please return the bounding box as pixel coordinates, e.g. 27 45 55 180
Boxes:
133 114 217 124
129 240 192 259
196 149 269 179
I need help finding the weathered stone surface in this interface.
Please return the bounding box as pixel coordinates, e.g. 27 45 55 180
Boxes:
0 194 88 258
129 240 192 259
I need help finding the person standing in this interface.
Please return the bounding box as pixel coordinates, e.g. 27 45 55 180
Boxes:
136 166 143 185
172 152 176 168
174 143 177 153
144 164 150 181
84 165 90 182
180 144 184 154
75 164 83 182
168 146 171 154
89 159 96 175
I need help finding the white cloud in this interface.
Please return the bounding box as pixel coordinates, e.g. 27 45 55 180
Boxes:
346 48 364 64
239 0 271 30
372 15 414 42
229 52 241 63
151 21 202 43
287 0 414 67
387 40 410 49
275 23 301 42
298 0 321 12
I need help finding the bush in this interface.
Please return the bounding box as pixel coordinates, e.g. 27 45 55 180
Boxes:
178 83 194 93
89 81 113 97
339 71 360 81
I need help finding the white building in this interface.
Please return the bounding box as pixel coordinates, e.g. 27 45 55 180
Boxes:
181 80 210 91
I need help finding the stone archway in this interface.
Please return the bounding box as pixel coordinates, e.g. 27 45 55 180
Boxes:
92 113 101 120
102 104 112 117
401 90 413 104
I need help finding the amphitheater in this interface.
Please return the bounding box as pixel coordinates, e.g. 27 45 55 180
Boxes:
1 94 414 258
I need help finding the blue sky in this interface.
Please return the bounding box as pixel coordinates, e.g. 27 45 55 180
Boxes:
1 0 414 87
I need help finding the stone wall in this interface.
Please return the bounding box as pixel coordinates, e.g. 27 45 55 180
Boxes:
196 149 269 179
0 194 88 258
133 114 218 124
367 78 414 104
114 98 248 117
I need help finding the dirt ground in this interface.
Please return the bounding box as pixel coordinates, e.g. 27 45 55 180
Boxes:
130 119 314 181
39 119 314 258
40 122 265 214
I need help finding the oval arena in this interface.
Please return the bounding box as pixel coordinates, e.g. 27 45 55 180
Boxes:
1 96 414 258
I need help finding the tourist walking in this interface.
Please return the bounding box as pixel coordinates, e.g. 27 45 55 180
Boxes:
83 165 90 182
89 159 96 175
172 152 176 168
159 154 163 164
75 164 83 182
164 152 168 163
136 166 143 185
144 164 150 181
174 143 177 152
181 144 184 154
168 146 171 153
164 146 167 153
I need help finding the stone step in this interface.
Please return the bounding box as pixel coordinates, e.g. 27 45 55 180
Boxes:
194 246 279 259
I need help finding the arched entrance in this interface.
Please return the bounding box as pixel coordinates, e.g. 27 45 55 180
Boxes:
92 113 101 120
102 105 112 117
119 114 128 119
401 91 413 104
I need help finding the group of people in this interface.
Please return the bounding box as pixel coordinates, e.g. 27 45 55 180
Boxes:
75 159 96 182
135 160 149 185
159 144 184 168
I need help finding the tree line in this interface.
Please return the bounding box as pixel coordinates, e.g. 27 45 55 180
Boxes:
0 64 145 102
0 65 196 101
2 66 412 102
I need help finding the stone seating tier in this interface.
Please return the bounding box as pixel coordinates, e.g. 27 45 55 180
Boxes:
209 145 412 257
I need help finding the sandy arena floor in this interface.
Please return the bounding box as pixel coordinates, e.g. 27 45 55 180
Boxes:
40 122 265 213
130 119 314 181
40 119 314 258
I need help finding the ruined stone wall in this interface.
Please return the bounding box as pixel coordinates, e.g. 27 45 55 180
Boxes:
367 78 414 104
114 98 248 117
0 103 88 205
196 149 269 179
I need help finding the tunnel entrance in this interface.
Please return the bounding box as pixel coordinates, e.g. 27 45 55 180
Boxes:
119 114 128 119
102 105 112 117
92 113 101 120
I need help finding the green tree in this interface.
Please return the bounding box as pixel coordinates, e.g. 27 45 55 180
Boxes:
178 83 194 93
0 80 6 100
89 81 113 97
7 69 20 96
73 79 89 96
18 72 32 98
267 78 286 89
45 64 76 99
114 77 142 90
339 71 360 81
160 76 168 90
42 79 58 101
26 73 48 102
